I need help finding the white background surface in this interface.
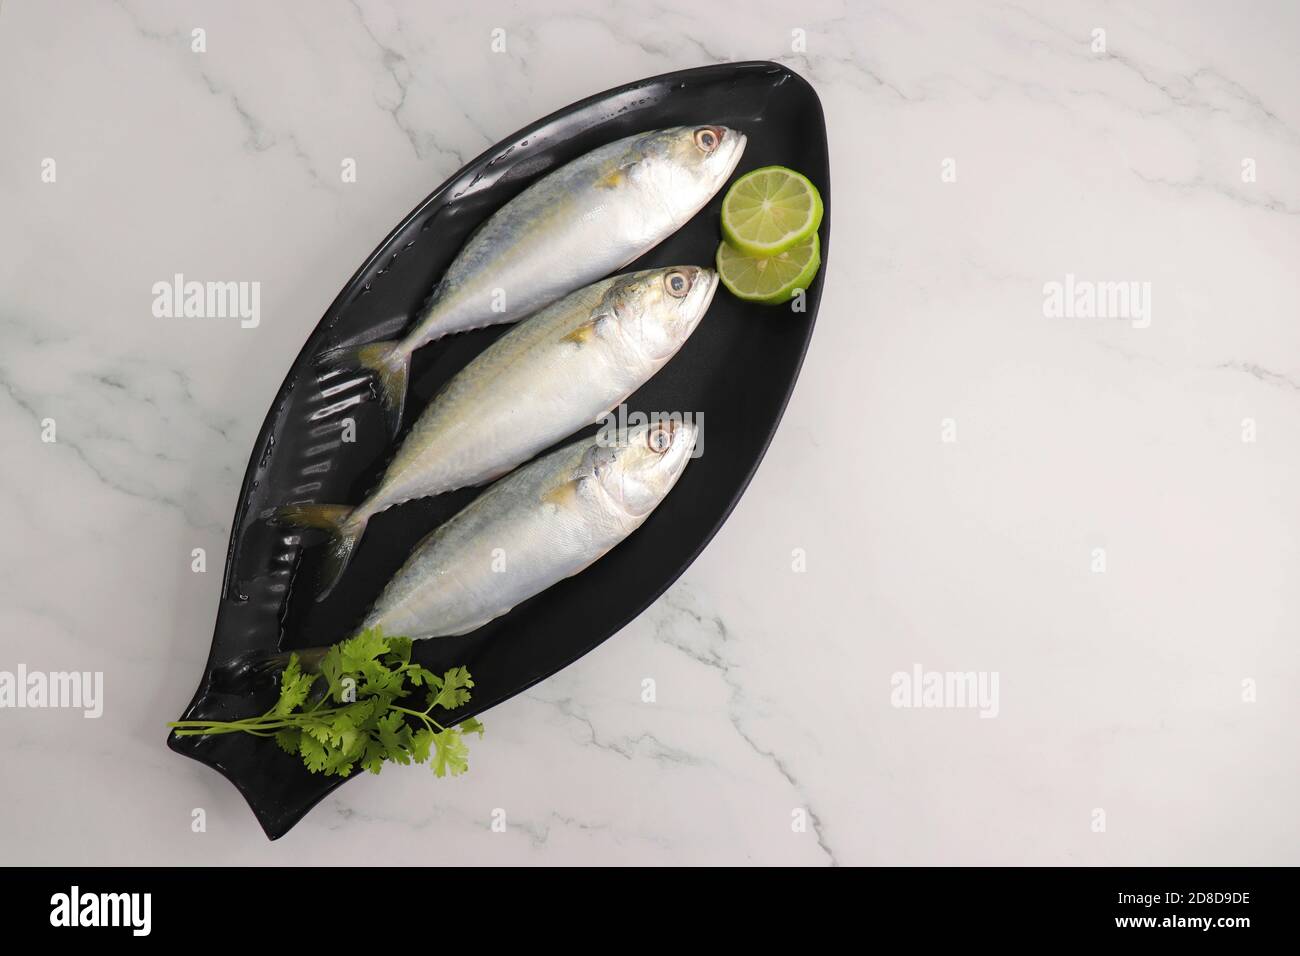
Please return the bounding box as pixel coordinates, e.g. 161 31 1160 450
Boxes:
1 0 1297 865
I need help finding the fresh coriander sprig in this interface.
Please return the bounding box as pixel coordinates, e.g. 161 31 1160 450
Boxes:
168 629 483 778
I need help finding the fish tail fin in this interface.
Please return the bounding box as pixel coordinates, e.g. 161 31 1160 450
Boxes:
274 503 370 600
318 339 411 436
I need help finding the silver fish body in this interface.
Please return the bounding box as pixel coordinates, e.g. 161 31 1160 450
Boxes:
373 265 715 512
411 126 743 346
363 420 697 640
346 126 745 430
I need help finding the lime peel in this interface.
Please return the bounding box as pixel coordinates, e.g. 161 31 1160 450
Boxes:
720 166 824 257
716 233 821 305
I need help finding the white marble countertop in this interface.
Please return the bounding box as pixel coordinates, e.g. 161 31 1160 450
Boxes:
2 0 1298 865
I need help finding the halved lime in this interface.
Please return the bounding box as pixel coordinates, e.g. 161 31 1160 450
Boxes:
716 233 821 304
720 166 824 256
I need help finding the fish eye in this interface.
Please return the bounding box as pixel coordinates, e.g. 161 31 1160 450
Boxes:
646 425 674 453
665 271 690 297
693 127 720 152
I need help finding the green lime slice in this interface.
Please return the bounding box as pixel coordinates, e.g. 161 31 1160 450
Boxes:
720 166 824 256
716 233 821 305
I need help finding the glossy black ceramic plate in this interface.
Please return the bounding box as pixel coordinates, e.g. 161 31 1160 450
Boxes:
168 60 830 840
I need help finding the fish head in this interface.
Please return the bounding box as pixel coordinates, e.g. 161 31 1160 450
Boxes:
590 419 697 518
607 266 718 360
632 125 747 212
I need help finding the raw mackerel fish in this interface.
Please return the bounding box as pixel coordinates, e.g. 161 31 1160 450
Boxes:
362 419 697 640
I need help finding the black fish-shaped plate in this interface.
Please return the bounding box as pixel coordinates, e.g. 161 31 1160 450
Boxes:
168 61 830 840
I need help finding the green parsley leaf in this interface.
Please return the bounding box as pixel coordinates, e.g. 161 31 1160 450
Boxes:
274 655 315 716
410 728 435 764
431 728 471 778
339 628 389 672
361 737 389 775
299 733 330 774
432 666 474 711
386 636 414 664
